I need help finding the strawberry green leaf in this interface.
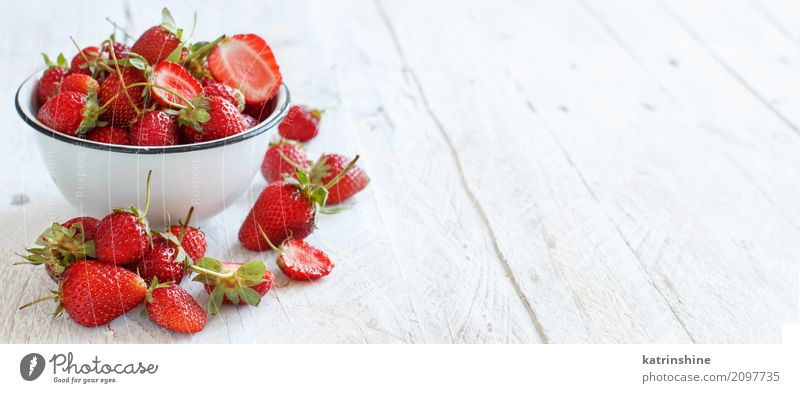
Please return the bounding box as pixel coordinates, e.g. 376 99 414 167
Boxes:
239 287 262 306
225 288 240 305
208 285 225 316
196 257 223 272
42 53 53 68
237 260 266 279
57 53 67 68
161 8 177 35
166 45 184 63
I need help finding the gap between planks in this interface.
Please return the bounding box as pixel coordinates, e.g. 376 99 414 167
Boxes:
374 0 550 343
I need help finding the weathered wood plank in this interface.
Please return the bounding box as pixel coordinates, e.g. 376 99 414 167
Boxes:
478 0 798 342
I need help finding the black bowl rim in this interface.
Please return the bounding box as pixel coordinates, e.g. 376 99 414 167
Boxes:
15 71 291 154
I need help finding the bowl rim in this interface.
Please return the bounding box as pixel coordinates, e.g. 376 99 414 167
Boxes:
15 70 291 154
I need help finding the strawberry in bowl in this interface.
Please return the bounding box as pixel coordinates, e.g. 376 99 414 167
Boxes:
14 8 291 226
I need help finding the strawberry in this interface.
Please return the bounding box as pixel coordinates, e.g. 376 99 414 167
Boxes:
85 126 130 145
208 34 282 104
130 9 184 66
19 260 147 327
178 95 247 143
151 61 202 107
130 110 179 146
62 216 101 241
134 207 197 283
103 41 130 60
145 279 206 333
244 97 277 123
238 156 359 251
310 154 370 204
99 66 145 128
260 141 310 183
133 235 189 284
168 225 206 260
191 258 271 314
60 74 99 96
17 221 97 282
70 46 100 75
94 172 153 264
37 91 101 136
203 82 244 111
278 105 322 142
36 53 68 105
274 239 334 281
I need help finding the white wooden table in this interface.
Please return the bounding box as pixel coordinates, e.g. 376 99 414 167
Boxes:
1 0 799 343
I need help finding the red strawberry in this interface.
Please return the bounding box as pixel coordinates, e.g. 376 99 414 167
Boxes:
279 105 322 142
103 41 130 60
208 34 282 104
36 53 68 105
60 74 99 95
260 141 310 183
99 67 145 128
130 110 179 146
190 258 272 314
94 172 153 264
242 113 258 129
200 75 215 86
239 156 359 250
146 280 206 333
130 9 184 66
275 239 334 281
70 46 100 75
17 221 97 282
151 61 202 107
37 91 101 136
169 225 206 260
19 260 147 327
86 126 130 145
239 182 314 251
62 216 101 241
178 95 247 143
310 154 370 204
134 235 189 284
203 82 244 111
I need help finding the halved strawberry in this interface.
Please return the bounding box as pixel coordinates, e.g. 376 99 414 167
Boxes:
151 61 202 108
275 239 334 281
207 34 282 104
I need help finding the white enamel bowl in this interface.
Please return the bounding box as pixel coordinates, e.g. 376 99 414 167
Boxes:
15 72 290 227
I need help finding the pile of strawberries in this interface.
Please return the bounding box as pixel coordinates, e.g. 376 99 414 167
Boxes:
17 9 371 334
35 9 283 145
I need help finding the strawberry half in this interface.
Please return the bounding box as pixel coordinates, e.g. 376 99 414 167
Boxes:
275 239 334 281
190 257 272 315
208 34 282 104
146 279 206 334
151 61 202 107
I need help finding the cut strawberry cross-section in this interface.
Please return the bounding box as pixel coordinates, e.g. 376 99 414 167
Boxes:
208 34 282 104
151 61 203 108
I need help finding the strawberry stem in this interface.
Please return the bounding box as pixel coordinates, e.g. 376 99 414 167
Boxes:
143 170 152 216
177 206 195 243
188 264 235 279
323 155 360 189
18 294 59 310
258 225 283 254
